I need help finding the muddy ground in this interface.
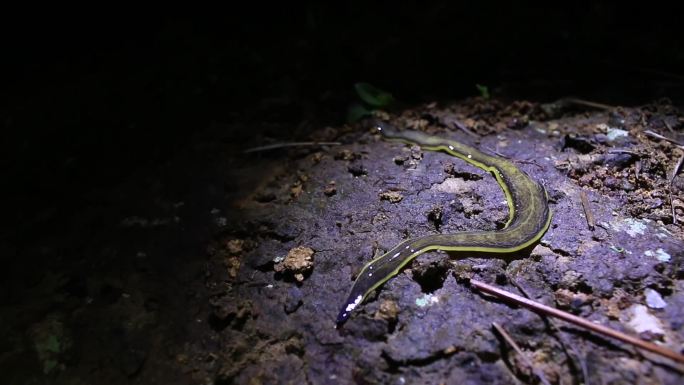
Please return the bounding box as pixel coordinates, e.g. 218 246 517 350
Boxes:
3 97 684 385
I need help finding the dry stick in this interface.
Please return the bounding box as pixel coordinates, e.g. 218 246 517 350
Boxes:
451 118 479 138
470 279 684 365
493 322 552 385
607 149 640 157
669 191 678 225
563 98 614 111
579 190 595 230
643 130 684 148
670 153 684 224
664 119 675 133
243 141 341 153
672 153 684 184
509 279 589 385
643 133 684 224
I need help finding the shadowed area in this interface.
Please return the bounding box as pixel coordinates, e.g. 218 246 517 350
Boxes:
2 3 684 385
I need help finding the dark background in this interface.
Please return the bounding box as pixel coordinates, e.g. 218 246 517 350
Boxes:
2 3 683 215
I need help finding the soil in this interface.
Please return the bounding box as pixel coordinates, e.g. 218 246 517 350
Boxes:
4 93 684 385
202 99 684 385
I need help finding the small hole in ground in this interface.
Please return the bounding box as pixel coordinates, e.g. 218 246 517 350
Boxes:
412 260 449 293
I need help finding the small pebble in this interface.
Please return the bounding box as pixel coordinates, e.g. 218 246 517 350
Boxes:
644 288 666 309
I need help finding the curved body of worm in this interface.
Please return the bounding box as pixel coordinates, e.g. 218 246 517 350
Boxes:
336 121 552 326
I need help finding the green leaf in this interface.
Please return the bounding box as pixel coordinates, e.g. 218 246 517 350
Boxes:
354 82 394 107
44 335 61 353
475 84 490 99
346 103 372 123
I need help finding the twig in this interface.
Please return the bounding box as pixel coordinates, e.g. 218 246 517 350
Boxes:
435 112 480 138
564 98 614 111
670 190 678 225
670 152 684 225
451 118 479 138
488 148 545 171
580 190 595 230
670 153 684 184
664 119 675 133
243 141 341 153
469 279 684 365
607 149 640 157
493 322 552 385
643 130 684 148
510 279 589 385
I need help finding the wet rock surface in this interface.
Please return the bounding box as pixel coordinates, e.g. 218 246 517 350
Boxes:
192 99 684 384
